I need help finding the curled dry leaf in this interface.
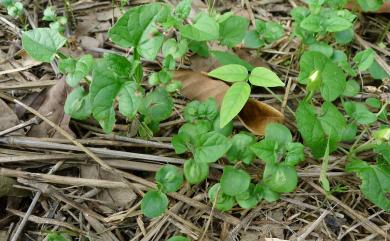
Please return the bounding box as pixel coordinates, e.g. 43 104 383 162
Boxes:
174 70 284 135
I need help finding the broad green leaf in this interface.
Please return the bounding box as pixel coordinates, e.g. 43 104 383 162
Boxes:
243 30 264 49
219 15 249 47
346 159 390 211
220 166 251 196
335 28 354 44
357 0 384 12
375 142 390 164
168 236 191 241
212 114 234 136
180 12 219 41
63 54 94 87
183 159 209 184
64 87 91 120
263 21 285 43
249 67 284 87
47 233 69 241
254 182 280 202
211 51 253 71
208 64 248 82
22 28 66 62
162 39 188 59
308 42 333 58
369 60 390 80
373 128 390 142
90 54 132 133
265 123 292 148
175 0 192 19
118 82 144 119
208 183 236 211
285 142 305 166
263 163 298 193
194 131 231 163
366 97 381 109
343 80 360 97
250 139 279 163
353 48 375 71
183 99 218 122
226 132 256 164
176 120 212 147
156 165 183 193
220 82 250 128
318 102 347 145
141 190 169 218
324 16 352 32
139 88 173 122
296 102 327 159
343 101 377 125
298 51 327 84
320 60 346 101
300 15 322 32
341 123 358 142
235 184 259 209
188 41 209 57
332 50 356 77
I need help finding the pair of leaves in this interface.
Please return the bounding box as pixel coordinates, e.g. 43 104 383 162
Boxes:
108 3 171 60
208 64 284 128
300 8 355 33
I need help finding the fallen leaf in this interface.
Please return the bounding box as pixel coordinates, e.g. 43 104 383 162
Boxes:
174 70 284 135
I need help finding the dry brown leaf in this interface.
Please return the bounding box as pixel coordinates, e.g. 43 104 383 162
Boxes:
174 70 284 135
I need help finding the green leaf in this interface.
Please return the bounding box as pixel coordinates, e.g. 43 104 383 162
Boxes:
373 128 390 142
298 51 327 85
263 163 298 193
353 48 375 71
296 102 327 159
64 87 91 120
357 0 384 12
375 142 390 164
156 165 183 193
254 182 280 202
208 64 248 82
183 159 209 184
183 99 218 122
369 60 390 80
220 82 251 128
212 114 234 136
64 55 94 87
175 0 192 19
188 41 209 57
118 82 144 119
341 123 358 142
346 159 390 211
43 6 56 21
320 60 346 102
318 102 347 145
219 15 249 47
235 183 259 209
243 30 264 49
335 28 354 44
139 88 173 122
168 236 191 241
300 15 322 32
324 16 352 32
194 131 231 163
180 12 219 41
162 39 188 59
263 21 285 43
208 183 236 211
211 51 253 71
90 54 132 133
249 67 284 87
226 132 256 164
141 190 169 218
366 97 381 109
109 3 170 48
343 101 377 125
220 166 251 196
308 42 333 58
285 142 305 166
332 50 356 77
265 123 292 148
250 139 279 163
22 28 66 62
343 80 360 97
47 233 69 241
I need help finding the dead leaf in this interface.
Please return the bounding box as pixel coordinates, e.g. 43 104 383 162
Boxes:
174 70 284 135
81 165 137 212
0 99 23 136
26 78 74 138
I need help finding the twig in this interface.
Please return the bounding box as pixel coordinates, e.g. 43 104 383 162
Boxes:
296 210 331 241
0 116 41 136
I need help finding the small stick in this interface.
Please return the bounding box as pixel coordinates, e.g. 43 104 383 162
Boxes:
0 116 41 136
296 210 331 241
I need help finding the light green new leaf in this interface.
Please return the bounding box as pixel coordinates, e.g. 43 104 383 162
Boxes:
324 16 352 32
220 166 251 196
183 159 209 184
22 28 66 62
300 15 322 32
220 82 250 128
141 190 169 218
156 165 184 193
249 67 284 87
263 163 298 193
208 64 248 82
346 159 390 211
64 87 91 120
219 15 249 47
194 131 231 163
64 54 94 87
180 12 219 41
167 236 191 241
353 48 375 71
285 142 305 166
118 82 144 119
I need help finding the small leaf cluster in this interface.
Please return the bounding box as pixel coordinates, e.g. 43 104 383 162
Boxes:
1 0 23 17
244 19 284 48
42 6 67 32
208 64 284 128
